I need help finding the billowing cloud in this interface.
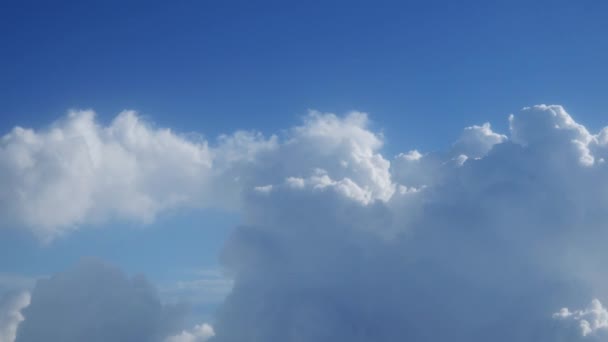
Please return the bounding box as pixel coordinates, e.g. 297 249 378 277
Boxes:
0 110 275 241
210 105 608 341
0 292 30 342
451 122 507 159
554 299 608 339
0 109 389 240
6 105 608 340
14 260 186 342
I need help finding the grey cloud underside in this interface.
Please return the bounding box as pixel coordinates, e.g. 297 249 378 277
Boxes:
4 105 608 340
13 260 186 342
0 292 29 342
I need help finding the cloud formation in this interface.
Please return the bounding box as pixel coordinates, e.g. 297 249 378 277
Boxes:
5 105 608 340
554 299 608 339
211 105 608 341
0 292 30 342
13 260 187 342
0 110 274 240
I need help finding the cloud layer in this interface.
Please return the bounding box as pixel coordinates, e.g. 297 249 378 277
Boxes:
4 105 608 340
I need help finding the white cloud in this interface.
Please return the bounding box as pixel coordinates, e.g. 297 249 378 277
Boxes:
452 122 507 158
253 185 273 194
0 110 274 241
9 105 608 340
164 323 214 342
268 110 395 203
554 299 608 339
211 105 608 341
0 109 392 240
510 104 596 166
0 292 30 342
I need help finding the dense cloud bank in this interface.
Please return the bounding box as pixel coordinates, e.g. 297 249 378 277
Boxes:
212 105 608 341
4 105 608 340
12 260 189 342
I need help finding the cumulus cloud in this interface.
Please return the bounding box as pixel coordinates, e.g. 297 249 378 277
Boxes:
0 110 275 241
14 260 187 342
0 109 390 240
7 104 608 341
554 299 608 339
209 105 608 341
451 122 507 158
0 292 30 342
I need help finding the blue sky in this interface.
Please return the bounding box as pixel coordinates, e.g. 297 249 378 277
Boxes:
2 1 608 341
3 0 608 143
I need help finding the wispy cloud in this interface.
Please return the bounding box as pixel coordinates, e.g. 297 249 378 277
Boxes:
0 274 37 295
160 269 233 307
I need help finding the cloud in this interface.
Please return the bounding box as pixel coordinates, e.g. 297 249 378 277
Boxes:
0 292 30 342
554 299 608 339
0 274 36 297
451 122 507 158
160 269 233 311
165 323 214 342
14 259 187 342
7 105 608 340
0 110 275 241
0 109 390 240
209 105 608 341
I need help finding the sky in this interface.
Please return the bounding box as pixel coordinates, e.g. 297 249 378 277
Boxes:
2 1 608 341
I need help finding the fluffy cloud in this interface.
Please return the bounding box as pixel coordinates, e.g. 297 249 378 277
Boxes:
210 105 608 341
554 299 608 339
451 122 507 158
0 292 30 342
13 260 187 342
0 109 389 240
0 110 275 241
6 105 608 341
